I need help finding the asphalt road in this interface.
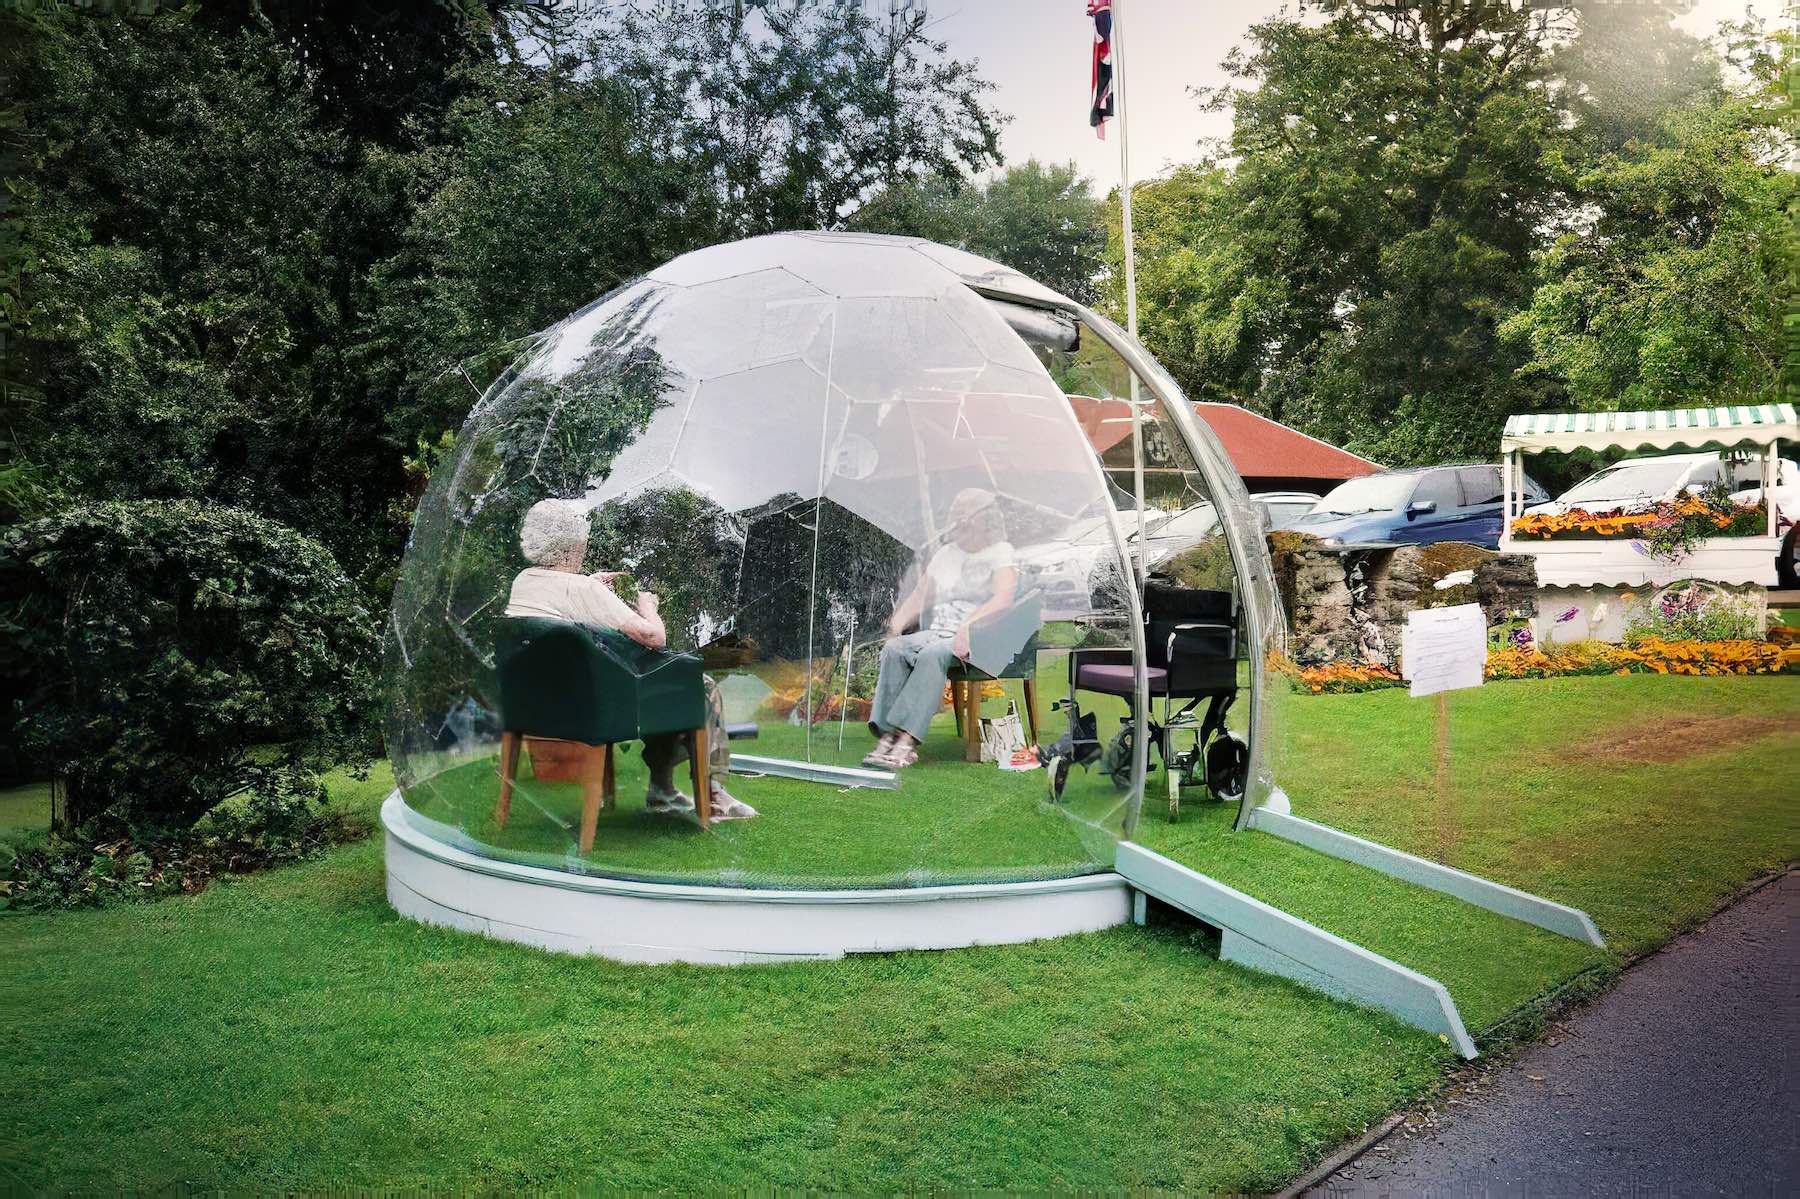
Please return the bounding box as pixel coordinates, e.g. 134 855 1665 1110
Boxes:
1315 870 1798 1197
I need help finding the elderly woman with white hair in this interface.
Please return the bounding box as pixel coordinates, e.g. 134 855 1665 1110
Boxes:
505 498 755 820
864 487 1017 770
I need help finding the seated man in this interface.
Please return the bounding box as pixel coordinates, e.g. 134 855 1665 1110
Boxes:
864 487 1018 770
504 498 755 820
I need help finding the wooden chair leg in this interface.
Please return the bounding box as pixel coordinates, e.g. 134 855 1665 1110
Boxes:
963 680 981 763
601 743 616 810
1022 678 1041 747
952 680 964 737
494 731 521 829
691 727 711 830
578 743 605 854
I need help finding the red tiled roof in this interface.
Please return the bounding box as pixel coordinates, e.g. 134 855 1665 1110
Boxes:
1065 393 1136 455
1193 402 1381 480
1065 395 1380 481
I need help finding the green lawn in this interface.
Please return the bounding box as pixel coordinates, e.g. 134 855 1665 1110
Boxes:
2 674 1794 1190
403 691 1127 889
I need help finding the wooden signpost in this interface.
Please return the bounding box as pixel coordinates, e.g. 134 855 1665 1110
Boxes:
1401 603 1488 862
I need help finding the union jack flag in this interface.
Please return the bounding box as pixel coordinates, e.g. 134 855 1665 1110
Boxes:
1088 0 1113 139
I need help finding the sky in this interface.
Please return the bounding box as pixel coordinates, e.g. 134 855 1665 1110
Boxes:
917 0 1787 191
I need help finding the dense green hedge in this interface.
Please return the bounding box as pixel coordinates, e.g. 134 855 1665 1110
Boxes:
0 501 377 831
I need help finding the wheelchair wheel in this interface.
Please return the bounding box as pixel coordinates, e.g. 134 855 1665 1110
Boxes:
1045 753 1071 803
1206 731 1248 802
1102 723 1135 790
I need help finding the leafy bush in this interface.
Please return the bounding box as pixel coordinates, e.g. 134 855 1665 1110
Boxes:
0 502 378 832
1 788 370 912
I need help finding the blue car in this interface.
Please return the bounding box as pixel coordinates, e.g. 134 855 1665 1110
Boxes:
1276 464 1549 549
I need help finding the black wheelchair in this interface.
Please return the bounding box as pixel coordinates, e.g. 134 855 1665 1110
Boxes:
1042 579 1247 820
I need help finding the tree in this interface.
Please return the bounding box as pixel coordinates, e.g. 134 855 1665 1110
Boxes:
356 55 706 452
853 160 1109 303
1549 1 1717 155
6 9 474 593
1503 23 1791 411
1124 3 1787 459
1097 164 1236 399
616 1 1005 237
1124 1 1570 462
194 0 503 148
363 1 1007 453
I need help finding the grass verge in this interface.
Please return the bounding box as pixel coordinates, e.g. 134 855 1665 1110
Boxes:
1 674 1793 1190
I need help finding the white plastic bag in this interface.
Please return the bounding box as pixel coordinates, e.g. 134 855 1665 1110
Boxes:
980 700 1028 765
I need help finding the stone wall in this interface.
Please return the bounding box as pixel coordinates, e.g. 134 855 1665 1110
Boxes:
1280 541 1539 668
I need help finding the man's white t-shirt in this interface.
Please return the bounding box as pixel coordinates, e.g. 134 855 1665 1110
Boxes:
505 567 637 629
925 541 1015 633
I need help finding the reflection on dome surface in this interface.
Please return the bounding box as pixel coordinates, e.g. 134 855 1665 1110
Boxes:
385 232 1281 889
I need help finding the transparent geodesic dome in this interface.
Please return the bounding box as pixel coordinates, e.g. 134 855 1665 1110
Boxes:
385 232 1287 889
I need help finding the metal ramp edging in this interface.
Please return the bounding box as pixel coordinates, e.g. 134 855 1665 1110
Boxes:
1114 841 1478 1059
1246 808 1606 948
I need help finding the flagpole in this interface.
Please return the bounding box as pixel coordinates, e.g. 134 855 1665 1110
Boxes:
1114 0 1139 345
1113 0 1147 591
1110 0 1152 822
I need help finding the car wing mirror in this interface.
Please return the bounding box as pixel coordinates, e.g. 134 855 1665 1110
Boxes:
1407 500 1437 516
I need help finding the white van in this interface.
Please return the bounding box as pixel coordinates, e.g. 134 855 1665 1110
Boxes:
1526 452 1764 517
1729 458 1798 587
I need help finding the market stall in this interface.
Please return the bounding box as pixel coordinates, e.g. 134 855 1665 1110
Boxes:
1499 404 1796 641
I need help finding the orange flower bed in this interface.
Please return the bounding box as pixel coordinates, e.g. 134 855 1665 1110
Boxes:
1278 638 1786 694
1291 661 1403 694
1485 638 1784 680
1605 637 1786 676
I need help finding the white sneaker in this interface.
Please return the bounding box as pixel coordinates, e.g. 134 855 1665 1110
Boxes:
645 784 695 815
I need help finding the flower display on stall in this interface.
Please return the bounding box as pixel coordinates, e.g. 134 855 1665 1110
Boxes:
1662 583 1702 620
1624 581 1765 643
1510 491 1766 560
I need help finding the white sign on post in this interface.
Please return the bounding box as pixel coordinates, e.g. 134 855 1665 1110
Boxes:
1401 603 1487 698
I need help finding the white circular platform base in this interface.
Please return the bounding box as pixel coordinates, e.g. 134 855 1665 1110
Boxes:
382 793 1132 964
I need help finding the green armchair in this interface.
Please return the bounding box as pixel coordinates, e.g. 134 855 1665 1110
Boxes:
493 617 712 850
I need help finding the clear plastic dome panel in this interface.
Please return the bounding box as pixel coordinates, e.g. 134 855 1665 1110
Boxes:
384 235 1168 889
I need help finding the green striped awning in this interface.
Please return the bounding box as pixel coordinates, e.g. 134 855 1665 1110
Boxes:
1500 404 1798 454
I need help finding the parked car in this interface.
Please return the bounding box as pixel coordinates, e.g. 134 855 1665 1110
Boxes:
1275 465 1545 549
1018 492 1323 615
1251 491 1324 531
1127 492 1326 567
1728 458 1799 587
1525 452 1764 517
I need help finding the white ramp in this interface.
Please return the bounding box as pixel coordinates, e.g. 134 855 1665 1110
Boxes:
1247 808 1605 948
1115 841 1478 1058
